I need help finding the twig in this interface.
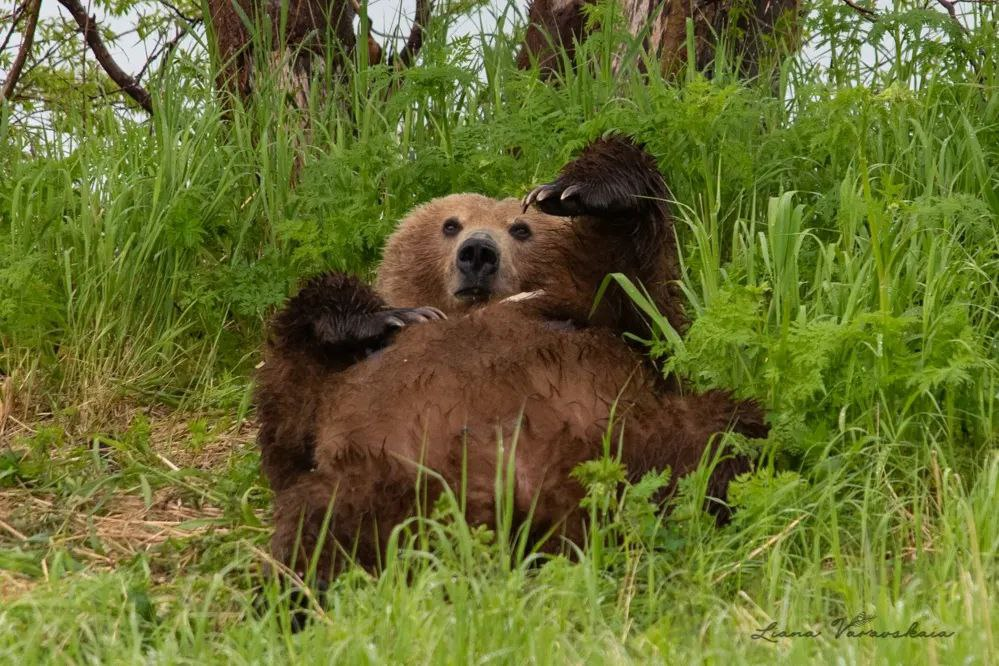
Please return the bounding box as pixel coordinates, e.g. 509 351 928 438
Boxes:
843 0 980 31
0 518 28 542
0 376 11 443
56 0 155 114
136 23 196 83
4 414 33 434
840 0 982 72
155 452 181 472
154 0 199 24
249 545 333 622
840 0 877 19
24 31 67 69
389 0 432 69
712 515 806 584
1 0 42 103
935 0 969 33
2 2 28 23
0 2 29 54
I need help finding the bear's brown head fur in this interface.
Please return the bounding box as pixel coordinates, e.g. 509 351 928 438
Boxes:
374 137 687 338
376 194 571 315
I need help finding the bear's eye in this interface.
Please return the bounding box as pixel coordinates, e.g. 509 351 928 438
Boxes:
509 222 532 241
442 218 462 237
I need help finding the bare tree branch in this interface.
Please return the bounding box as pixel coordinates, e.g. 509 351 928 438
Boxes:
1 3 29 54
840 0 983 73
839 0 877 19
935 0 970 32
136 22 198 83
154 0 199 24
56 0 155 114
2 2 28 23
842 0 983 30
1 0 41 104
389 0 432 69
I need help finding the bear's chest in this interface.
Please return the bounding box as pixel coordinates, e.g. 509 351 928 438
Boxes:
313 312 650 459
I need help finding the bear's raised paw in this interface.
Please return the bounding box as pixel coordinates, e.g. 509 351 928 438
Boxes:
522 136 666 219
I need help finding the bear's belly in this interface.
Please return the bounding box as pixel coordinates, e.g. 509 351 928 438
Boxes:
312 308 659 483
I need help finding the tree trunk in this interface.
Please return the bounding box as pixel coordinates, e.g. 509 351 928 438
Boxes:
206 0 359 104
517 0 801 79
206 0 430 108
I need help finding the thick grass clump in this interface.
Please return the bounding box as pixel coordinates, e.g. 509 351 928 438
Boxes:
0 0 996 662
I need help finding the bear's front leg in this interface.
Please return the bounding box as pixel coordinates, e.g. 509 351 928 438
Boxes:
256 271 445 491
270 271 446 363
521 135 685 337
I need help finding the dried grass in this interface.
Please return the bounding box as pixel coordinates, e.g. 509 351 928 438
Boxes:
0 411 260 600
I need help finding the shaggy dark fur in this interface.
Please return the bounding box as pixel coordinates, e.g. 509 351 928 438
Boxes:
255 136 767 583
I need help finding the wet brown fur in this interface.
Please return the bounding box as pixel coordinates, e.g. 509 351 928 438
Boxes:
255 137 767 582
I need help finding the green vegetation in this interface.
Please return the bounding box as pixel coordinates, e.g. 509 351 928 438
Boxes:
1 0 996 662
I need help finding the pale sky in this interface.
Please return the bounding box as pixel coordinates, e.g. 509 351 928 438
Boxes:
12 0 519 78
1 1 981 94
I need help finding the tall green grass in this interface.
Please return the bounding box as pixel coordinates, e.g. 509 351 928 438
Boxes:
0 0 997 662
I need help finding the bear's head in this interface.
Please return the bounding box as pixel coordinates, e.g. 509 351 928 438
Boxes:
376 194 569 314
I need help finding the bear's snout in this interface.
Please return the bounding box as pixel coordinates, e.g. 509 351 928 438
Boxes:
455 232 500 299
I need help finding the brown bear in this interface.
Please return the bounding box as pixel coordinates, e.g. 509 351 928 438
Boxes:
255 136 766 583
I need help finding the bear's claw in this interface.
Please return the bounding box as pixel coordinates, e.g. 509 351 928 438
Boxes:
523 180 591 217
377 306 446 331
521 185 543 211
560 184 582 200
523 183 581 215
350 307 446 346
523 136 667 220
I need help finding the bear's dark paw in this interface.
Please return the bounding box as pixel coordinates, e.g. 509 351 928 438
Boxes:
522 180 594 217
346 307 446 344
522 169 647 219
523 136 666 219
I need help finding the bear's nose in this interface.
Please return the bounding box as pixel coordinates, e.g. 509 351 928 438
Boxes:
456 233 499 278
